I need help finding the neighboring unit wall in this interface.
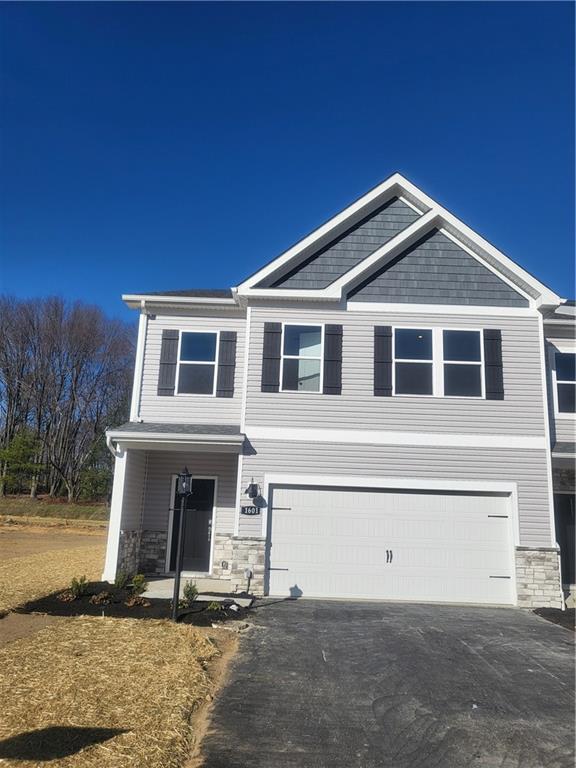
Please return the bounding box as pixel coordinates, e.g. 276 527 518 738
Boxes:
245 306 547 436
138 308 246 424
545 330 576 445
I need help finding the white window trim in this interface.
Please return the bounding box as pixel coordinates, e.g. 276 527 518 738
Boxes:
279 322 325 394
175 329 220 397
392 326 485 399
549 342 576 420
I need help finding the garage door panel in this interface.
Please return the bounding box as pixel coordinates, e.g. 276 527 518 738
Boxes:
268 486 514 605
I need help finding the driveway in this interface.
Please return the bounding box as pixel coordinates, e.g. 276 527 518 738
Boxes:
200 600 575 768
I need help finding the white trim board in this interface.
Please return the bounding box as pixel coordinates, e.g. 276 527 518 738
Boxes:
346 302 539 317
246 425 547 450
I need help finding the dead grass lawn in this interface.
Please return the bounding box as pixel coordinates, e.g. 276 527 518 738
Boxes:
0 617 220 767
0 543 105 614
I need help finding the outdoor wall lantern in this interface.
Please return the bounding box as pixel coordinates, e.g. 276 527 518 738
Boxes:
245 479 259 498
172 466 193 622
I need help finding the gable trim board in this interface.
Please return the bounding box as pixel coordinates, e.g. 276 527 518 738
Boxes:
236 173 560 308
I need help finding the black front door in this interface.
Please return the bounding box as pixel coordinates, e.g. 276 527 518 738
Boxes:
170 478 215 573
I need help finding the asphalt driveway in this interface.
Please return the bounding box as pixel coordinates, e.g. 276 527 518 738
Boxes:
200 600 575 768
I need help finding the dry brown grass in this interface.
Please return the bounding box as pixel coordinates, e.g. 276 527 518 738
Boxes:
0 544 105 614
0 617 220 767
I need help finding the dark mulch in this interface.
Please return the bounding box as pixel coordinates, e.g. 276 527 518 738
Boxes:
533 607 575 632
14 581 251 625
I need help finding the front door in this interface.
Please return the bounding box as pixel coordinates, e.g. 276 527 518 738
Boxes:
169 478 215 573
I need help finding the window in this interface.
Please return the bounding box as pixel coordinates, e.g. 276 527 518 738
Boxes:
393 327 485 398
176 331 218 395
393 329 433 395
281 325 323 392
443 330 483 397
555 352 576 414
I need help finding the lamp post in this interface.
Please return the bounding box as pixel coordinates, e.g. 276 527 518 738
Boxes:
172 467 192 622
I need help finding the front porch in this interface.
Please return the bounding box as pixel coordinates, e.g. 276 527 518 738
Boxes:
103 423 267 595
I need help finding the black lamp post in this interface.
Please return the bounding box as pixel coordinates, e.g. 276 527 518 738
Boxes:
172 467 193 622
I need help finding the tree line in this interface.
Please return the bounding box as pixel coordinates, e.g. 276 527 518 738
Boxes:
0 296 134 501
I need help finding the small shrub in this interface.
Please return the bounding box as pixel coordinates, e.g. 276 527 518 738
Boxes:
70 575 88 598
114 571 130 590
130 574 148 595
125 595 151 608
182 581 199 607
207 601 222 612
89 590 113 605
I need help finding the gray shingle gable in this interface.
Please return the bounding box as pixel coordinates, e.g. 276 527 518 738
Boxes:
348 229 529 307
258 197 420 289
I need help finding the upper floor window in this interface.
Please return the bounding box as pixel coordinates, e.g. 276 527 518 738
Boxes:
281 324 323 392
176 331 218 395
443 330 483 397
394 329 433 395
555 352 576 414
393 327 484 398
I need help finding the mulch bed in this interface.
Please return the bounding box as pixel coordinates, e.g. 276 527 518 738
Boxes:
14 581 252 625
533 607 575 632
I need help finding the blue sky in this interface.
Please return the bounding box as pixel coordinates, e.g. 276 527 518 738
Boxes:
0 2 573 321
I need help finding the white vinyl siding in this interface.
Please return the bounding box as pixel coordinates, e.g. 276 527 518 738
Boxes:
120 450 147 529
239 439 552 548
138 309 246 424
139 450 238 535
245 306 546 436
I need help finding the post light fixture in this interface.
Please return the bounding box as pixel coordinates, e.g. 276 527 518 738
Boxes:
172 467 193 622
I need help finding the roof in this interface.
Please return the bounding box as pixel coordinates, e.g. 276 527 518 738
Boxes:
109 422 242 436
542 301 576 323
132 289 233 299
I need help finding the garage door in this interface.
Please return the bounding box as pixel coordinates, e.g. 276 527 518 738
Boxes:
268 486 514 605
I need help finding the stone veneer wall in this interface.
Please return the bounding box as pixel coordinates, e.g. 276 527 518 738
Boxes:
515 547 563 608
117 530 141 577
139 530 168 574
212 534 266 595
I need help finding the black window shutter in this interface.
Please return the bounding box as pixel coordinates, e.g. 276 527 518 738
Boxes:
261 322 282 392
484 329 504 400
157 330 179 396
323 325 343 395
216 331 237 398
374 326 393 396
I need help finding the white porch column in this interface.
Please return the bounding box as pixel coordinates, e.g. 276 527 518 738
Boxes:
102 448 127 581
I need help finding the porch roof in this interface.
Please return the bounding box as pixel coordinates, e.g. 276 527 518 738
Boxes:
106 422 245 453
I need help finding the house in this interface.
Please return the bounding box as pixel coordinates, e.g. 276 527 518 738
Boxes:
103 173 575 609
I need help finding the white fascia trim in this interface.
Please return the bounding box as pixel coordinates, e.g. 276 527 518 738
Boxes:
537 315 559 549
106 430 245 444
237 175 407 291
123 294 238 309
347 302 539 317
247 425 547 450
129 307 148 421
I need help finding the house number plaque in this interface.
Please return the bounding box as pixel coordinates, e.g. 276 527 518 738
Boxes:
241 505 260 516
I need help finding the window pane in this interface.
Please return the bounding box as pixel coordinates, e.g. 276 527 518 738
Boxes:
556 353 576 382
558 383 576 413
395 329 432 360
180 332 217 362
443 330 481 362
395 362 433 395
444 364 482 397
282 358 321 392
177 364 215 394
283 326 322 357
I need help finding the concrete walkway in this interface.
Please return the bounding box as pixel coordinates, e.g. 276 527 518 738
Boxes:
200 600 575 768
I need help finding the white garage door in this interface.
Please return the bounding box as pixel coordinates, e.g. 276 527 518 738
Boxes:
268 486 514 605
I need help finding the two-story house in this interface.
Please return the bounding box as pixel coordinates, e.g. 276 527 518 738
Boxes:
103 174 574 609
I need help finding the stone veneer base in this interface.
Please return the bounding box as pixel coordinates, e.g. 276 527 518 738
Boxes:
515 547 563 609
212 534 266 595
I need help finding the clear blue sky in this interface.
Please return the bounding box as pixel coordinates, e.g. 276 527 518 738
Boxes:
1 2 573 321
